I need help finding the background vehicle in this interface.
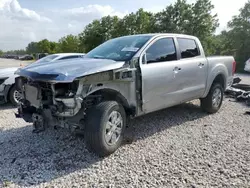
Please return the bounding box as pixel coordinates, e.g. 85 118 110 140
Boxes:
19 55 34 61
35 53 48 60
15 34 235 156
0 53 85 105
0 67 21 105
244 58 250 72
33 53 85 64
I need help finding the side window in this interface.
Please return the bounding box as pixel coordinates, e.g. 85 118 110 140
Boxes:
146 38 177 64
177 38 200 59
59 55 79 60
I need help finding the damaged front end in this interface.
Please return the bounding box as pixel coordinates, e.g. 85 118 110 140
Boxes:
14 61 138 133
15 76 93 132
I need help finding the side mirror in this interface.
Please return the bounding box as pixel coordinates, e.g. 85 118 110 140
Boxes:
141 53 147 64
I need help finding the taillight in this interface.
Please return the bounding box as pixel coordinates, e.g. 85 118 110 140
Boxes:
232 61 236 75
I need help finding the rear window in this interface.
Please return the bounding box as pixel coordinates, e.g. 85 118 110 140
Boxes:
177 38 200 59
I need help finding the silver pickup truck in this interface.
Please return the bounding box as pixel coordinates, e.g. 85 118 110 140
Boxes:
15 34 236 156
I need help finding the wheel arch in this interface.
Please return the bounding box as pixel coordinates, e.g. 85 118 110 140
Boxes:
87 88 135 116
203 73 227 98
212 74 226 90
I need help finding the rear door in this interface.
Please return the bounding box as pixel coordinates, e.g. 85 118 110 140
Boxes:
175 38 207 101
140 37 183 113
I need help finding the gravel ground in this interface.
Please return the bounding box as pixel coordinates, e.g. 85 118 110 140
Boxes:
0 75 249 188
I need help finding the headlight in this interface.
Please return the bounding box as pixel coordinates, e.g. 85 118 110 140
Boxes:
0 77 8 85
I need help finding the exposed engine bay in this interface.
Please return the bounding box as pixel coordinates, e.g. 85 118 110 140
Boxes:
15 68 138 133
16 77 87 132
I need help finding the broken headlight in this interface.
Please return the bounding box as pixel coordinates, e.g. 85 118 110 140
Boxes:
54 81 79 98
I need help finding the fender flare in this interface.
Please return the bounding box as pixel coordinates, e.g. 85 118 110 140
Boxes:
202 64 228 98
87 88 130 108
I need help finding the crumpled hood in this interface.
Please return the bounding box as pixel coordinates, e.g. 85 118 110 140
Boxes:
0 67 19 78
16 58 125 82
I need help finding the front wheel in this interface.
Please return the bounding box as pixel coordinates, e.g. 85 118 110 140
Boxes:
9 85 22 106
84 101 126 157
200 83 224 114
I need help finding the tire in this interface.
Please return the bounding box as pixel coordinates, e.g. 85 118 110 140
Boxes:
9 85 22 106
84 101 126 157
200 83 224 114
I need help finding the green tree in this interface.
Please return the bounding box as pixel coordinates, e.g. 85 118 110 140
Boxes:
37 39 52 53
119 9 155 35
58 35 80 53
26 42 39 54
49 41 58 54
0 50 3 56
79 16 121 52
36 39 58 54
79 20 103 52
154 0 193 33
79 10 155 52
5 49 27 55
227 1 250 71
23 0 222 58
155 0 218 54
190 0 219 54
189 0 219 40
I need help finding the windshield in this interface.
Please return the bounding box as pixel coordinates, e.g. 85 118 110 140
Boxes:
35 55 59 63
85 35 152 61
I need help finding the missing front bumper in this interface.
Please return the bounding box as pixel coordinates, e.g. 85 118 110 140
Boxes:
16 103 86 133
15 105 34 122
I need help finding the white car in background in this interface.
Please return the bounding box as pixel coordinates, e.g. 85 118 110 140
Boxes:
0 53 85 105
244 58 250 72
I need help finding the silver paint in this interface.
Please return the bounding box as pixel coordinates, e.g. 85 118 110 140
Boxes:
17 33 234 120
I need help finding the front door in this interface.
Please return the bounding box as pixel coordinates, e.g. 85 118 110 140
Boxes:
140 37 183 113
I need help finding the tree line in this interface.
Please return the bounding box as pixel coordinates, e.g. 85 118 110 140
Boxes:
2 0 250 71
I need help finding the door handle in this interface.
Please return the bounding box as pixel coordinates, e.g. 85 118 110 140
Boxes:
173 67 181 72
198 63 205 67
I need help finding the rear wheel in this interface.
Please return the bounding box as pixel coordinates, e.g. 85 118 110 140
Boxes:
84 101 126 157
9 85 22 106
200 83 223 114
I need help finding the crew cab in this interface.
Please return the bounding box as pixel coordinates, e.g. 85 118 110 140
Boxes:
15 34 236 156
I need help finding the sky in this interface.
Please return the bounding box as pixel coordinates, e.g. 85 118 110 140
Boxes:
0 0 248 51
